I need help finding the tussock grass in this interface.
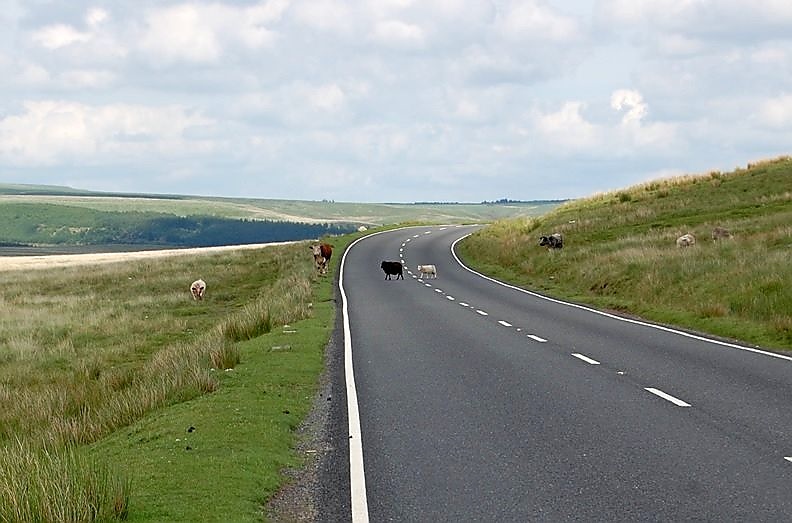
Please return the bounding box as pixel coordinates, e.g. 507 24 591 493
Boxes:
0 241 323 520
0 441 130 522
460 156 792 350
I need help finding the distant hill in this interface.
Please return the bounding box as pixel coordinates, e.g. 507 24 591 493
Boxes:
460 156 792 350
0 184 560 248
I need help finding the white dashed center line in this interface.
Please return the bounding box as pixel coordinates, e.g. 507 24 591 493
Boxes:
476 310 488 316
527 335 547 343
498 320 512 327
446 296 455 301
434 289 443 293
785 457 792 464
571 353 600 365
645 388 691 407
459 302 469 307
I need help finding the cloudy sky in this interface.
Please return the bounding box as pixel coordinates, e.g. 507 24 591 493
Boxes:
1 1 791 202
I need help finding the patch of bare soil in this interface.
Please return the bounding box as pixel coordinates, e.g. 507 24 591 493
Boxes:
0 242 298 272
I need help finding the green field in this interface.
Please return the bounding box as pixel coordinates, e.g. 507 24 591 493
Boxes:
459 156 792 351
0 189 560 229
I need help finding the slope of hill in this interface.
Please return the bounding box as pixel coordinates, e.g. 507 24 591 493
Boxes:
459 156 792 351
0 186 559 227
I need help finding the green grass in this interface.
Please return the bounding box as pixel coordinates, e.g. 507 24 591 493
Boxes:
0 234 345 521
0 193 558 228
459 156 792 351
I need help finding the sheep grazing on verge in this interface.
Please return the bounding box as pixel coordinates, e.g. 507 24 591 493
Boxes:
676 233 696 248
539 233 563 249
190 279 206 300
711 227 732 241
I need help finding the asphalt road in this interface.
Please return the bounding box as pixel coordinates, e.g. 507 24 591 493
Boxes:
321 225 792 522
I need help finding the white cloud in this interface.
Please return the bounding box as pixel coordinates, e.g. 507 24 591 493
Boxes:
139 2 285 65
292 0 356 34
85 8 108 28
756 94 792 128
302 83 346 112
17 62 50 85
0 101 213 165
60 70 116 89
497 1 582 42
536 102 598 150
611 89 648 124
32 24 92 49
139 5 222 63
370 20 425 48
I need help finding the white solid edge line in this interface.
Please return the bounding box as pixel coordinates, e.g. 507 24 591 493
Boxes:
340 233 376 523
572 353 601 365
449 234 792 363
645 387 692 407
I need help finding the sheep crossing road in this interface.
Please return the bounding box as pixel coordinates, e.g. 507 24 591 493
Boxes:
321 225 792 522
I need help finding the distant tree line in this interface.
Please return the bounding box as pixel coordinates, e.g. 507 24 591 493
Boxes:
0 203 357 247
118 216 356 247
479 198 568 205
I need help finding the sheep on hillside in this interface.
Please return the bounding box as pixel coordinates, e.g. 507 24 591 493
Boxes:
190 279 206 300
676 233 696 248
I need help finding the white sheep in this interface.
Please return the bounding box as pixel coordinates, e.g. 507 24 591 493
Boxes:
190 279 206 300
417 264 437 279
676 233 696 248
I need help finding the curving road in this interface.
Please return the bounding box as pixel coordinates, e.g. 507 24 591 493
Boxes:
320 225 792 522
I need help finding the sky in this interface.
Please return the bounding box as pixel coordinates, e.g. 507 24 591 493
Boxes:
1 0 791 203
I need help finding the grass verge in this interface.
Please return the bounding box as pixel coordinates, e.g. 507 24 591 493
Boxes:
0 234 347 521
458 157 792 351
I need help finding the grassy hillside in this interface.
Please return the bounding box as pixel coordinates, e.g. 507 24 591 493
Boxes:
0 237 344 521
459 156 792 351
0 188 559 228
0 202 357 248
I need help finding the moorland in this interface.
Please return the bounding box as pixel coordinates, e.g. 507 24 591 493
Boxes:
0 157 789 521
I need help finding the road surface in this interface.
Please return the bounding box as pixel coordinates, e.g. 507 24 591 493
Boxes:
321 225 792 522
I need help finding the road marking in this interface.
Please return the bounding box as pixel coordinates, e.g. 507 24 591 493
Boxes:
498 320 512 327
424 283 432 287
459 302 469 307
527 334 547 342
434 288 443 293
339 235 371 523
476 309 488 316
785 457 792 463
645 388 691 407
405 238 411 242
447 296 455 301
571 353 600 365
